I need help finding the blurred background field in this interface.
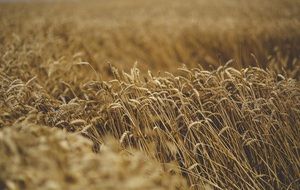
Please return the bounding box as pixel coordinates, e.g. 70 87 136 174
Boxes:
1 0 300 80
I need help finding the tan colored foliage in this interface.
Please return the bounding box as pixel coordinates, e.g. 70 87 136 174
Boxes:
0 0 300 190
0 122 187 190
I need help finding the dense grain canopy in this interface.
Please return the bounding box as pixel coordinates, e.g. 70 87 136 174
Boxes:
0 0 299 189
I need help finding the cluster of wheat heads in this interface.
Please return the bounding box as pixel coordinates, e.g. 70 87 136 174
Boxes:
1 63 299 189
81 66 300 189
0 122 187 190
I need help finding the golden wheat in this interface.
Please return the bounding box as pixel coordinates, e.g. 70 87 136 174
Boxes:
0 0 300 189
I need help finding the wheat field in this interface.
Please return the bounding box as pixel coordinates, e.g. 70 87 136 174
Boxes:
0 0 300 190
